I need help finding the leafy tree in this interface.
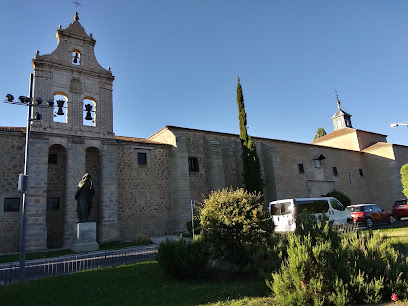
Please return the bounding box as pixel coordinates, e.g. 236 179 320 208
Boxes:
199 188 274 269
401 164 408 198
236 77 263 194
313 127 327 141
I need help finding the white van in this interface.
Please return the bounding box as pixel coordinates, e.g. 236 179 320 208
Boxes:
268 197 353 232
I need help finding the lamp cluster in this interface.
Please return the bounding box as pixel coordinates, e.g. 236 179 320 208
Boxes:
390 122 408 128
5 94 94 121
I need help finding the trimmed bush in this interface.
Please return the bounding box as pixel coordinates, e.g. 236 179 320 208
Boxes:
156 237 209 279
199 188 274 270
325 189 351 206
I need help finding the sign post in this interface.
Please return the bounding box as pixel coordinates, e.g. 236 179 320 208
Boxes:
190 200 195 240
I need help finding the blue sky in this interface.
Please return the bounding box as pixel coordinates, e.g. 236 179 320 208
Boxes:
1 1 408 146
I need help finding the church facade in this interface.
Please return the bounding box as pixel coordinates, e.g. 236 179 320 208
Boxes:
1 14 407 253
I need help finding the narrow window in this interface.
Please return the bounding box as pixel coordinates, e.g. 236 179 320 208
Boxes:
4 198 20 212
138 153 147 165
333 167 338 176
72 51 80 65
48 153 58 164
298 164 304 174
359 169 364 177
314 159 321 168
188 157 199 172
47 197 60 211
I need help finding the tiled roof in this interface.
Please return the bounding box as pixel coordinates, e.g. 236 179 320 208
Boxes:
331 109 351 119
153 125 357 151
115 135 169 145
312 128 355 143
0 126 26 133
362 142 393 152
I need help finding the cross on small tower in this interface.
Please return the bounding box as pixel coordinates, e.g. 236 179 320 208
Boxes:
73 0 81 12
73 1 81 21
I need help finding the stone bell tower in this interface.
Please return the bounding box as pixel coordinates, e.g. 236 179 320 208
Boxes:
32 12 115 138
23 12 120 251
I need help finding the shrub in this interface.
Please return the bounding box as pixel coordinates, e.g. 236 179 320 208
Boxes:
132 234 151 245
199 188 274 270
325 189 351 206
186 215 201 234
156 237 209 279
266 221 408 305
246 233 283 279
295 212 341 249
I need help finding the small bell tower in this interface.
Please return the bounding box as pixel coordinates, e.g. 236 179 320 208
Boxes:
31 12 115 138
331 94 352 130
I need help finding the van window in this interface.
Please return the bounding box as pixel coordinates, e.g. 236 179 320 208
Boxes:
296 199 329 214
280 202 292 215
270 203 281 215
270 202 292 215
330 198 344 211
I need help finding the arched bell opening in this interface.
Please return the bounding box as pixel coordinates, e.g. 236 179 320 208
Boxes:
72 49 81 65
52 93 68 124
83 98 96 127
85 147 101 242
46 144 67 249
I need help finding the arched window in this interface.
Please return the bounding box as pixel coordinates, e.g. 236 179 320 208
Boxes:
72 50 81 65
53 94 67 123
83 98 96 126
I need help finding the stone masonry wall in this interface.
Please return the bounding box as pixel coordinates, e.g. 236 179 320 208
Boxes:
265 140 370 203
169 128 373 206
46 144 67 249
0 131 25 253
117 142 172 240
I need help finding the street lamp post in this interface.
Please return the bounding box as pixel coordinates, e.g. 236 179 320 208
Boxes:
4 73 53 282
390 122 408 128
19 73 34 283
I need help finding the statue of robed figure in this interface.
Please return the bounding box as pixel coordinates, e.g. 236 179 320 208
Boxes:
75 173 95 223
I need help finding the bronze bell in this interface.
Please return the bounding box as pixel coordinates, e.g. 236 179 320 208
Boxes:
85 104 93 120
56 99 65 115
73 52 79 64
57 107 64 116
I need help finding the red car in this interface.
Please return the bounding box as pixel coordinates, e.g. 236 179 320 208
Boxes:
392 200 408 220
347 204 396 228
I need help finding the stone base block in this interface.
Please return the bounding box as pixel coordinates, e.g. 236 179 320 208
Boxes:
71 222 99 253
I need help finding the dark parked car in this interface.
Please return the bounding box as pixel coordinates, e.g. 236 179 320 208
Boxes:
347 204 395 228
392 199 408 220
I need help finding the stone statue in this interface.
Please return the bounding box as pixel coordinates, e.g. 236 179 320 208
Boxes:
75 173 95 223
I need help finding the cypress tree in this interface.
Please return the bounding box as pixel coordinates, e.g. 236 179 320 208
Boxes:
236 77 264 194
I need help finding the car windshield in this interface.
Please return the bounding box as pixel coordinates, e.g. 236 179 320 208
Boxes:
394 200 407 206
349 206 364 212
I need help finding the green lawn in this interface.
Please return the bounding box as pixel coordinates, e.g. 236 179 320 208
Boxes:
0 261 271 306
372 224 408 255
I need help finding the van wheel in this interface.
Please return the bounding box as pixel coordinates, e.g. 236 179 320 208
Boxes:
365 218 373 229
389 215 396 224
347 218 353 224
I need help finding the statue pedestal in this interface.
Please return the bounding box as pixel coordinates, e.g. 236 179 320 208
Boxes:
71 222 99 253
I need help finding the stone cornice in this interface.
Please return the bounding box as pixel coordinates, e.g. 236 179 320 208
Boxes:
32 60 114 82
